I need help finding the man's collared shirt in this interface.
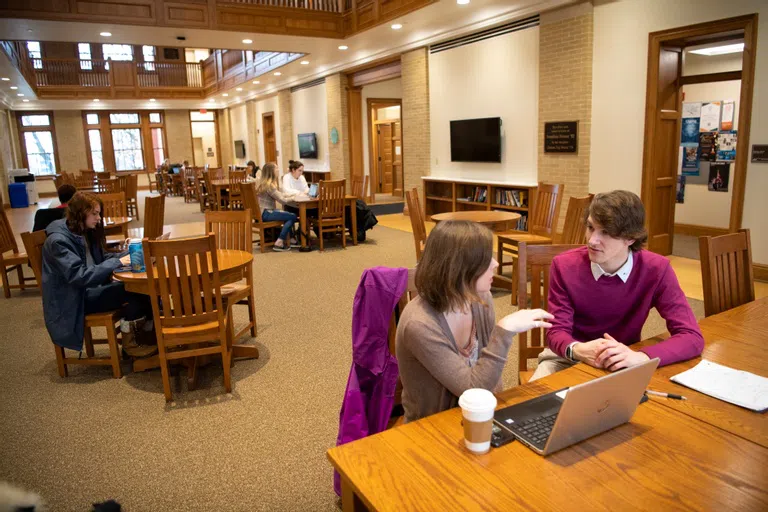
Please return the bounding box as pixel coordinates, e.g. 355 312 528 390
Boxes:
590 251 633 283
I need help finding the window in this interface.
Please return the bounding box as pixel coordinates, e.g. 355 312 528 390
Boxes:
111 128 144 171
86 113 99 125
102 44 133 70
17 112 58 176
109 112 140 124
27 41 42 69
151 128 165 168
190 111 215 122
78 43 92 70
142 45 156 71
88 130 105 172
149 112 162 124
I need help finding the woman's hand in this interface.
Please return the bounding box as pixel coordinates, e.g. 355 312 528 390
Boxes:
119 254 131 266
497 309 554 333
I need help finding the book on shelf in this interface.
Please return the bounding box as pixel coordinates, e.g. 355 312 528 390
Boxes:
494 189 528 208
464 186 487 203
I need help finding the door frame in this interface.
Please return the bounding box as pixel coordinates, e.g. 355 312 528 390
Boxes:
189 110 221 167
641 14 758 249
262 111 277 164
367 98 402 203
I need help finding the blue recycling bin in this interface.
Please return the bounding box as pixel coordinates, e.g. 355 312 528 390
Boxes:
8 183 29 208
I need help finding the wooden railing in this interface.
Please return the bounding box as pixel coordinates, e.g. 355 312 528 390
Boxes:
136 62 203 88
33 59 110 87
218 0 343 13
200 49 303 95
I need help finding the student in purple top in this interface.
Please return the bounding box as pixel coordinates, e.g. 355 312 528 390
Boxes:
530 190 704 380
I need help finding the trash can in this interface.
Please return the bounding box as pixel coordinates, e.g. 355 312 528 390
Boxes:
8 183 29 208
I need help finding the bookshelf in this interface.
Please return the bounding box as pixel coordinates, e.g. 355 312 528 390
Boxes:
305 170 331 184
423 177 538 232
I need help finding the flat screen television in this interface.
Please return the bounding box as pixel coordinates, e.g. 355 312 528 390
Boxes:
298 133 318 159
234 140 246 159
450 117 502 163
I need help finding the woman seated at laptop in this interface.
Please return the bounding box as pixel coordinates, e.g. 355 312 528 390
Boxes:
396 220 554 423
282 160 310 195
255 163 300 252
42 192 157 358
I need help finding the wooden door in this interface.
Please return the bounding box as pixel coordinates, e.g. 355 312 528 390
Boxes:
645 46 682 255
377 123 394 194
262 112 277 164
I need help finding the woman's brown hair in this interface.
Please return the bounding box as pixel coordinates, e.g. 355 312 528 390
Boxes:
415 220 493 313
254 162 279 195
288 160 304 172
585 190 648 252
65 192 101 235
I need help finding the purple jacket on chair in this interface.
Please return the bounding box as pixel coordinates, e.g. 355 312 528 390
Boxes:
333 266 409 496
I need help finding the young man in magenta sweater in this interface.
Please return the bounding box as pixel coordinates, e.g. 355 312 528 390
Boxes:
530 190 704 380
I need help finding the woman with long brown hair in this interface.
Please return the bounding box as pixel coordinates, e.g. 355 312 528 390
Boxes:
41 192 156 357
254 162 300 251
396 220 554 423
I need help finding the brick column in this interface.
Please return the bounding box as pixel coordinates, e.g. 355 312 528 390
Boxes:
401 48 430 202
538 7 594 231
246 100 260 166
217 108 233 169
278 89 293 172
325 73 351 189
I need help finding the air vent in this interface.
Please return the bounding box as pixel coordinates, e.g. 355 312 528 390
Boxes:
163 47 181 60
430 15 540 54
290 77 325 93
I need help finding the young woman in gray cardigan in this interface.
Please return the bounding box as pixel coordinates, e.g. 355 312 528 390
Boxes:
396 220 553 422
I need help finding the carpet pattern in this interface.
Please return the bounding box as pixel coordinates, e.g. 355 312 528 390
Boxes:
0 194 705 511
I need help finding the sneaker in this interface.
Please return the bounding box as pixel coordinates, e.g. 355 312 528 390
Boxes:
290 238 301 248
121 329 158 358
273 243 291 252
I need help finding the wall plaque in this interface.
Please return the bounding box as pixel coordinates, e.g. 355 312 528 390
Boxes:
544 121 578 153
751 144 768 163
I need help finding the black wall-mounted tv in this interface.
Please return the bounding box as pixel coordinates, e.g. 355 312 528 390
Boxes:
450 117 502 163
298 133 318 159
234 140 246 159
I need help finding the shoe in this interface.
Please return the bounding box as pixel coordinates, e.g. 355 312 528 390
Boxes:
290 238 301 248
122 321 158 358
273 244 291 252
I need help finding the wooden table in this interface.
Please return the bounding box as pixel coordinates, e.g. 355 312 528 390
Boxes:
431 210 521 232
328 298 768 511
295 195 358 249
209 178 255 210
103 216 131 237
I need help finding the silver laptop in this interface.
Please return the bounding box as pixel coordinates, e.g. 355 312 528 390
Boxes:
494 357 659 455
308 183 319 198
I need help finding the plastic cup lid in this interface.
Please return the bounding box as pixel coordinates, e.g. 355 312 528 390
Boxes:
129 238 142 244
458 388 497 412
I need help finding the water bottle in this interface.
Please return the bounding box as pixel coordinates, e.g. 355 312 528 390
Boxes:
127 239 145 273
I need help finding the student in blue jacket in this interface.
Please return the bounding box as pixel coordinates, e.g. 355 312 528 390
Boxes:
42 192 156 358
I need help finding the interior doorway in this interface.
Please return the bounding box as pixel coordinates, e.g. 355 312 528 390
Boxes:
640 14 758 256
189 110 220 167
262 112 277 164
367 98 403 204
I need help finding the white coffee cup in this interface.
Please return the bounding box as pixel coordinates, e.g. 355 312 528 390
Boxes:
458 388 497 454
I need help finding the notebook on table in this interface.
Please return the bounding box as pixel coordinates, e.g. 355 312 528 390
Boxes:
670 360 768 412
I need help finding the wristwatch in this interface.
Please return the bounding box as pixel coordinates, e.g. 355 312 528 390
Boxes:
565 342 578 362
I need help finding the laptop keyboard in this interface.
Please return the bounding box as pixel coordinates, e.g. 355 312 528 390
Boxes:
512 412 558 448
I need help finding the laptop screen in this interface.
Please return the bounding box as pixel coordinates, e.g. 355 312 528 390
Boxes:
308 183 319 197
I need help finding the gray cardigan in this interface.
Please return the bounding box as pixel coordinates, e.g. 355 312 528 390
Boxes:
395 292 515 423
257 184 297 212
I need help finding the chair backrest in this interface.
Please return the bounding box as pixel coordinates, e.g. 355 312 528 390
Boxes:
318 179 346 219
351 176 368 200
387 269 417 413
241 183 265 223
205 209 252 251
125 174 138 200
74 175 94 189
20 230 47 286
0 207 20 254
558 194 594 244
142 234 226 332
97 177 119 194
143 194 166 240
80 170 95 181
516 242 584 371
97 192 128 218
530 182 565 237
230 170 246 194
209 167 225 180
699 228 755 317
405 188 427 262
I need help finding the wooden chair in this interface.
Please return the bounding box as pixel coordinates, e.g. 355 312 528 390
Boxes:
405 188 427 262
205 209 257 340
143 234 233 402
386 268 417 429
183 168 197 203
241 183 282 253
146 169 160 193
143 194 166 241
80 170 96 182
516 242 583 384
0 206 34 298
96 177 119 194
201 171 217 211
312 179 348 252
557 194 594 244
74 174 95 190
227 170 246 210
351 175 369 201
497 182 564 305
97 192 128 218
125 174 140 220
20 230 47 287
699 229 755 317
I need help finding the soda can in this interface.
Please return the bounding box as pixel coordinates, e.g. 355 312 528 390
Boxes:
128 239 145 273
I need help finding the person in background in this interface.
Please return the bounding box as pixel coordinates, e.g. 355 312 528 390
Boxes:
246 160 260 179
396 220 554 423
42 192 157 358
32 184 77 231
56 184 76 208
254 163 300 252
530 190 704 380
282 160 309 195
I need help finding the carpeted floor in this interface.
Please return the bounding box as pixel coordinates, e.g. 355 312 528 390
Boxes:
0 193 705 511
673 234 700 260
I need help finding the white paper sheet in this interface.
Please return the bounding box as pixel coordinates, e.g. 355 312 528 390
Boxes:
670 360 768 412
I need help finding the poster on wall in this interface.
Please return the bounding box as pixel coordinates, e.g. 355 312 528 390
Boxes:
700 102 722 132
699 132 717 162
682 102 702 118
721 101 735 131
676 175 686 204
716 130 737 161
708 163 730 192
682 145 699 174
681 118 700 143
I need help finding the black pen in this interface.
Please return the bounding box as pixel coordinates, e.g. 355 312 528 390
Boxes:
646 389 687 400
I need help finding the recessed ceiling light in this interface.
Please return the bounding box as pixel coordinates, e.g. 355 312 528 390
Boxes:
236 87 242 91
300 60 310 65
242 39 253 44
17 93 24 97
208 99 215 103
1 77 9 81
149 98 156 102
10 86 17 90
338 45 349 50
689 43 745 56
274 71 281 76
252 80 260 84
391 23 403 30
456 0 470 4
93 98 100 102
222 93 229 97
22 99 29 102
100 32 112 37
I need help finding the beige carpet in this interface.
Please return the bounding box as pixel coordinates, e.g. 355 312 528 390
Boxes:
0 194 704 511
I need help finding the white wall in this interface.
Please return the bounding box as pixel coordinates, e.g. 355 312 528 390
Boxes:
591 0 768 264
229 103 250 167
428 26 539 184
253 95 281 167
361 78 402 180
191 121 219 168
291 82 329 171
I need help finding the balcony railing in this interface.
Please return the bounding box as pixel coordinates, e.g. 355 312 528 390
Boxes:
218 0 343 13
136 62 203 88
33 59 110 87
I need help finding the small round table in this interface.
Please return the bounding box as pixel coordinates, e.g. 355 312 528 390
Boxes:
103 216 132 237
431 211 521 232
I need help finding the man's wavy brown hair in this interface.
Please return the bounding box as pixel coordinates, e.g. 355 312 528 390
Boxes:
585 190 648 252
415 220 493 313
65 191 101 235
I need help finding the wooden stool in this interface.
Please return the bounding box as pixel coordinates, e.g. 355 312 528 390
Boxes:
53 310 123 379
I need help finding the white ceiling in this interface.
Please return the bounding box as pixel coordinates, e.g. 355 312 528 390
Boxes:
0 0 577 111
